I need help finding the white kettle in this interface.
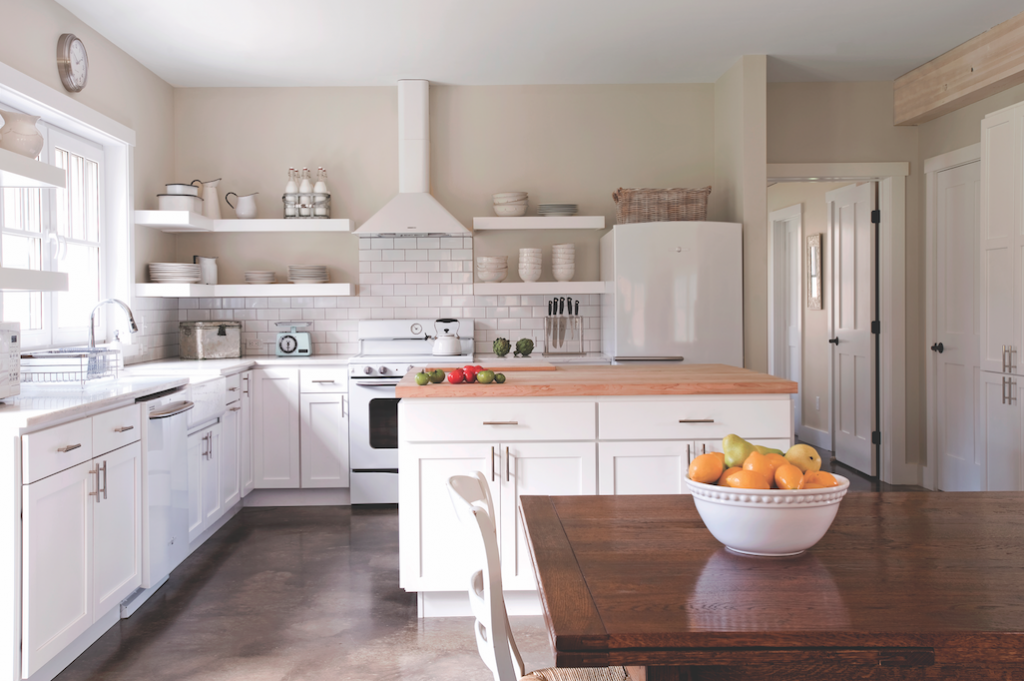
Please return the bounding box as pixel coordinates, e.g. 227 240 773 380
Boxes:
432 319 462 356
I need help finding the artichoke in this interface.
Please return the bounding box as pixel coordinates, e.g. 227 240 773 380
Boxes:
514 338 534 357
493 337 511 357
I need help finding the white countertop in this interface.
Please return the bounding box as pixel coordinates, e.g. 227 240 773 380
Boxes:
124 354 357 378
472 353 612 366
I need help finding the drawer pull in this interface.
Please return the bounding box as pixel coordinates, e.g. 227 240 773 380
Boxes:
114 425 134 433
228 387 239 392
57 443 82 453
230 406 241 412
483 421 519 426
312 379 336 384
679 419 715 424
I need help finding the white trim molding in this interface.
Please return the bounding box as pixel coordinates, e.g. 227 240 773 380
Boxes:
767 203 802 435
798 425 833 451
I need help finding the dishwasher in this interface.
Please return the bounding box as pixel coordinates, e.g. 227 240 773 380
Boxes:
120 387 194 618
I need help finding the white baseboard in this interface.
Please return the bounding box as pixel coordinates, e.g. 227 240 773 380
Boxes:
243 488 350 507
27 603 121 681
416 590 541 618
798 425 832 450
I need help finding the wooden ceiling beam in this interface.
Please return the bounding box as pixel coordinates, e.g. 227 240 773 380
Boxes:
894 12 1024 126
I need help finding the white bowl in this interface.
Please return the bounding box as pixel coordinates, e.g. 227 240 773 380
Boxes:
493 192 528 203
684 475 850 556
519 256 543 263
494 204 528 217
478 269 508 282
165 183 200 196
519 248 542 255
477 256 508 263
519 270 542 282
158 194 203 212
553 271 575 282
496 199 529 206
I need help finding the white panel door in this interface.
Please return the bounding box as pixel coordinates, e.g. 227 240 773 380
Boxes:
828 183 875 475
500 442 597 590
240 372 254 497
980 107 1018 373
93 442 142 616
979 371 1022 491
221 406 241 508
599 441 688 495
253 369 301 488
186 428 205 542
203 424 223 526
935 161 982 491
300 393 349 488
22 460 93 678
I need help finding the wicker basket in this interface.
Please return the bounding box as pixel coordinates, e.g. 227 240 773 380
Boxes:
612 186 711 224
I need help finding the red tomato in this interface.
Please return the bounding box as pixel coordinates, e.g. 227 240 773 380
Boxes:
474 365 484 372
447 369 464 384
463 367 478 383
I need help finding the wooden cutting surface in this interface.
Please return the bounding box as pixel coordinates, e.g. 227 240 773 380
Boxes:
395 363 797 397
520 493 1024 679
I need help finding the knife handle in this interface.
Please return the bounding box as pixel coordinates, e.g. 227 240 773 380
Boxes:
574 300 579 315
548 300 552 316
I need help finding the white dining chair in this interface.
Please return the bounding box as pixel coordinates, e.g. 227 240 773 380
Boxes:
447 473 630 681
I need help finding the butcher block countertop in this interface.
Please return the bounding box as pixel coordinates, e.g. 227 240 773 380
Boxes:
395 364 797 398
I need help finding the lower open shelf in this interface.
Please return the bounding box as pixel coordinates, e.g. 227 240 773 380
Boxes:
136 283 354 298
473 281 607 295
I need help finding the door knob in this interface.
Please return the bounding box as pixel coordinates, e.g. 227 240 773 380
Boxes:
828 337 839 345
931 342 944 353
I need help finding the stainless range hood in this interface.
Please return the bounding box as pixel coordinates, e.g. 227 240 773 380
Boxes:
355 80 470 237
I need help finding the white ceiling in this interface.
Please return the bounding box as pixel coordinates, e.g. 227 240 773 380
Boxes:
56 0 1023 87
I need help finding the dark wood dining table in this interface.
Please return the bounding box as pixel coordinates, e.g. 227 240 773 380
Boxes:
519 492 1024 681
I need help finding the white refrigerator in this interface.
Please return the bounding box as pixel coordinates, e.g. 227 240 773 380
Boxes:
600 221 743 365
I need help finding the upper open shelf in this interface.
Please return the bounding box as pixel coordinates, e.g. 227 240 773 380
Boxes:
472 216 606 231
0 267 69 292
0 148 66 189
134 210 353 233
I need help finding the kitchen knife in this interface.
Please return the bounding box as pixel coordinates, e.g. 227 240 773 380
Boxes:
548 299 552 316
558 297 566 348
566 297 573 316
559 297 565 315
574 299 579 316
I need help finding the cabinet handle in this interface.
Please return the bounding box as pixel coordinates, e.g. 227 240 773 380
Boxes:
206 432 213 459
243 375 249 396
1011 379 1018 406
99 460 107 500
491 446 496 482
483 421 519 426
89 466 100 498
505 447 511 482
114 425 134 433
57 443 82 453
1012 348 1018 374
312 379 335 384
702 443 707 454
679 419 715 424
230 406 241 412
228 387 238 392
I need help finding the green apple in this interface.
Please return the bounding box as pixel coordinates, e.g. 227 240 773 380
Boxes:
784 444 822 473
476 370 495 384
722 434 757 468
415 371 430 386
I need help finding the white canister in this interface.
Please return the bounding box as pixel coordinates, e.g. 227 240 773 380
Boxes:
193 256 218 285
0 108 44 158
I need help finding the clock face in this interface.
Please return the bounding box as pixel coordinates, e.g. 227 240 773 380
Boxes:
58 34 88 92
69 40 87 88
279 334 298 354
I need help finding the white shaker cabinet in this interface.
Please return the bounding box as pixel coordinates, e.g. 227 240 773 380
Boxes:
240 371 255 497
253 368 301 489
187 422 222 543
978 371 1024 491
299 392 349 488
221 404 242 509
92 442 143 616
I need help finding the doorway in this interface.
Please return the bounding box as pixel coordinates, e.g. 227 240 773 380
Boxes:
768 204 802 433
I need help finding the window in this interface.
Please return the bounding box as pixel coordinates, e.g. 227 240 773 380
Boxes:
1 122 104 349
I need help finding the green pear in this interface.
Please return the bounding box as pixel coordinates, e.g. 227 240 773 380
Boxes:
754 445 785 456
722 434 757 468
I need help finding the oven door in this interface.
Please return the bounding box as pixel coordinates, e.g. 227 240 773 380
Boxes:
349 375 402 470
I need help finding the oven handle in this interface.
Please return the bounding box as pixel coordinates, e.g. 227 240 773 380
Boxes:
354 380 402 387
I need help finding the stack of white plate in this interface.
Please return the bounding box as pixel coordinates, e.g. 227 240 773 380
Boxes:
477 255 508 282
245 271 276 285
288 265 329 283
552 243 575 281
519 248 542 282
149 262 201 283
493 192 528 217
539 204 578 217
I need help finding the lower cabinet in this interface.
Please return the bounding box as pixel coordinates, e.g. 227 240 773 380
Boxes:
300 392 349 488
22 441 141 678
978 371 1023 491
221 404 242 508
188 422 222 542
253 369 301 488
240 371 255 497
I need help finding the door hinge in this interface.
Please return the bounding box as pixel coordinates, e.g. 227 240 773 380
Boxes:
871 209 881 224
871 320 880 335
871 431 881 445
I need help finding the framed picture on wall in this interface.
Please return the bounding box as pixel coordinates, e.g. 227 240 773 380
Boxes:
807 234 822 310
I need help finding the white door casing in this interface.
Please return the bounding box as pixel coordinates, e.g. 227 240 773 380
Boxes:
827 183 876 475
768 204 803 433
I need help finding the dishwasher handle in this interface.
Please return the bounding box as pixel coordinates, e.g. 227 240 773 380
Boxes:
149 400 196 420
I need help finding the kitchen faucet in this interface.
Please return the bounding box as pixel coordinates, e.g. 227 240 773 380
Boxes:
89 298 139 349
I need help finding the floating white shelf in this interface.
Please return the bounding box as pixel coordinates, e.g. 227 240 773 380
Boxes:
472 216 605 231
136 283 354 298
0 148 66 189
0 267 69 292
134 211 353 233
473 281 607 296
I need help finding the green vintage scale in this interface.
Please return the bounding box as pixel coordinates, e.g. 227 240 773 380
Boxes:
276 320 313 357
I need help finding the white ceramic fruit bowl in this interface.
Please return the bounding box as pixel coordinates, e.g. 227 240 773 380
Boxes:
684 474 850 557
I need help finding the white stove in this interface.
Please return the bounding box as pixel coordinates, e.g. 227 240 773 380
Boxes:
348 319 474 504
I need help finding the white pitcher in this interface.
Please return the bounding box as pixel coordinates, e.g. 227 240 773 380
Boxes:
225 192 258 219
0 108 44 158
200 179 222 220
193 256 218 285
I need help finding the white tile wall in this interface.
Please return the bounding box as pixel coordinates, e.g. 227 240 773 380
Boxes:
171 236 602 357
125 297 180 364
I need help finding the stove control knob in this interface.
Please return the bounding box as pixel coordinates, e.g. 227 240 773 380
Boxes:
378 366 389 375
406 365 414 374
363 366 373 375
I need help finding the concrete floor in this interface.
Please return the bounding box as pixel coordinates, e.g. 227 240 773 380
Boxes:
56 507 555 681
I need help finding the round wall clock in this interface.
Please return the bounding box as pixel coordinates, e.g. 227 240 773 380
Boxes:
57 33 88 93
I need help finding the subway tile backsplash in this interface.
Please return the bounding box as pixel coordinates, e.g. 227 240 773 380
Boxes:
165 235 602 357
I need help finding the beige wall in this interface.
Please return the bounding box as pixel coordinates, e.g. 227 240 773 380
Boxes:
767 181 849 437
715 56 768 372
919 82 1024 160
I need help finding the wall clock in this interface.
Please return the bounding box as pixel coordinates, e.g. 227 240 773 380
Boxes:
57 33 88 93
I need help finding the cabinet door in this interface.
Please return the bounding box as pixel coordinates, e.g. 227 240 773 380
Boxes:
300 393 349 488
22 460 93 678
221 406 241 508
979 371 1023 491
599 441 688 495
93 442 142 616
187 428 206 542
253 369 300 488
500 442 597 590
398 442 498 592
240 372 254 497
204 424 223 527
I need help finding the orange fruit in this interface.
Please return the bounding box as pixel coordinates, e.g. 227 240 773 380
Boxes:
725 469 771 490
764 452 787 474
708 451 726 467
774 464 804 490
799 470 841 489
717 466 741 485
688 454 725 484
742 452 775 487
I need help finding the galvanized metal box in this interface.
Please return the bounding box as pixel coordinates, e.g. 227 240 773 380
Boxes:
179 321 242 359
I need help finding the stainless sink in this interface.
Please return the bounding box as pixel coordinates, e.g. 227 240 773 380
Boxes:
21 347 122 386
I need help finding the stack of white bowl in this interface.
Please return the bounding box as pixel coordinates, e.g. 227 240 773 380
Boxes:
477 255 508 282
245 271 276 285
493 192 528 217
552 243 575 281
519 248 542 282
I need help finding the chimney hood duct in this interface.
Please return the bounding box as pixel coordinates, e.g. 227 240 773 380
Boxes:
355 80 470 237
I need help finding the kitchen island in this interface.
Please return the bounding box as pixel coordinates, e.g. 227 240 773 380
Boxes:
396 364 797 617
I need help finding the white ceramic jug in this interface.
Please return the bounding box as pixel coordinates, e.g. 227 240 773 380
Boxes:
194 256 218 285
225 192 258 219
0 108 44 158
200 179 222 220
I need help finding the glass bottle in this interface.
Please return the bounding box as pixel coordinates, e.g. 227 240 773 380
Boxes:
299 167 313 216
284 168 298 217
313 167 329 217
